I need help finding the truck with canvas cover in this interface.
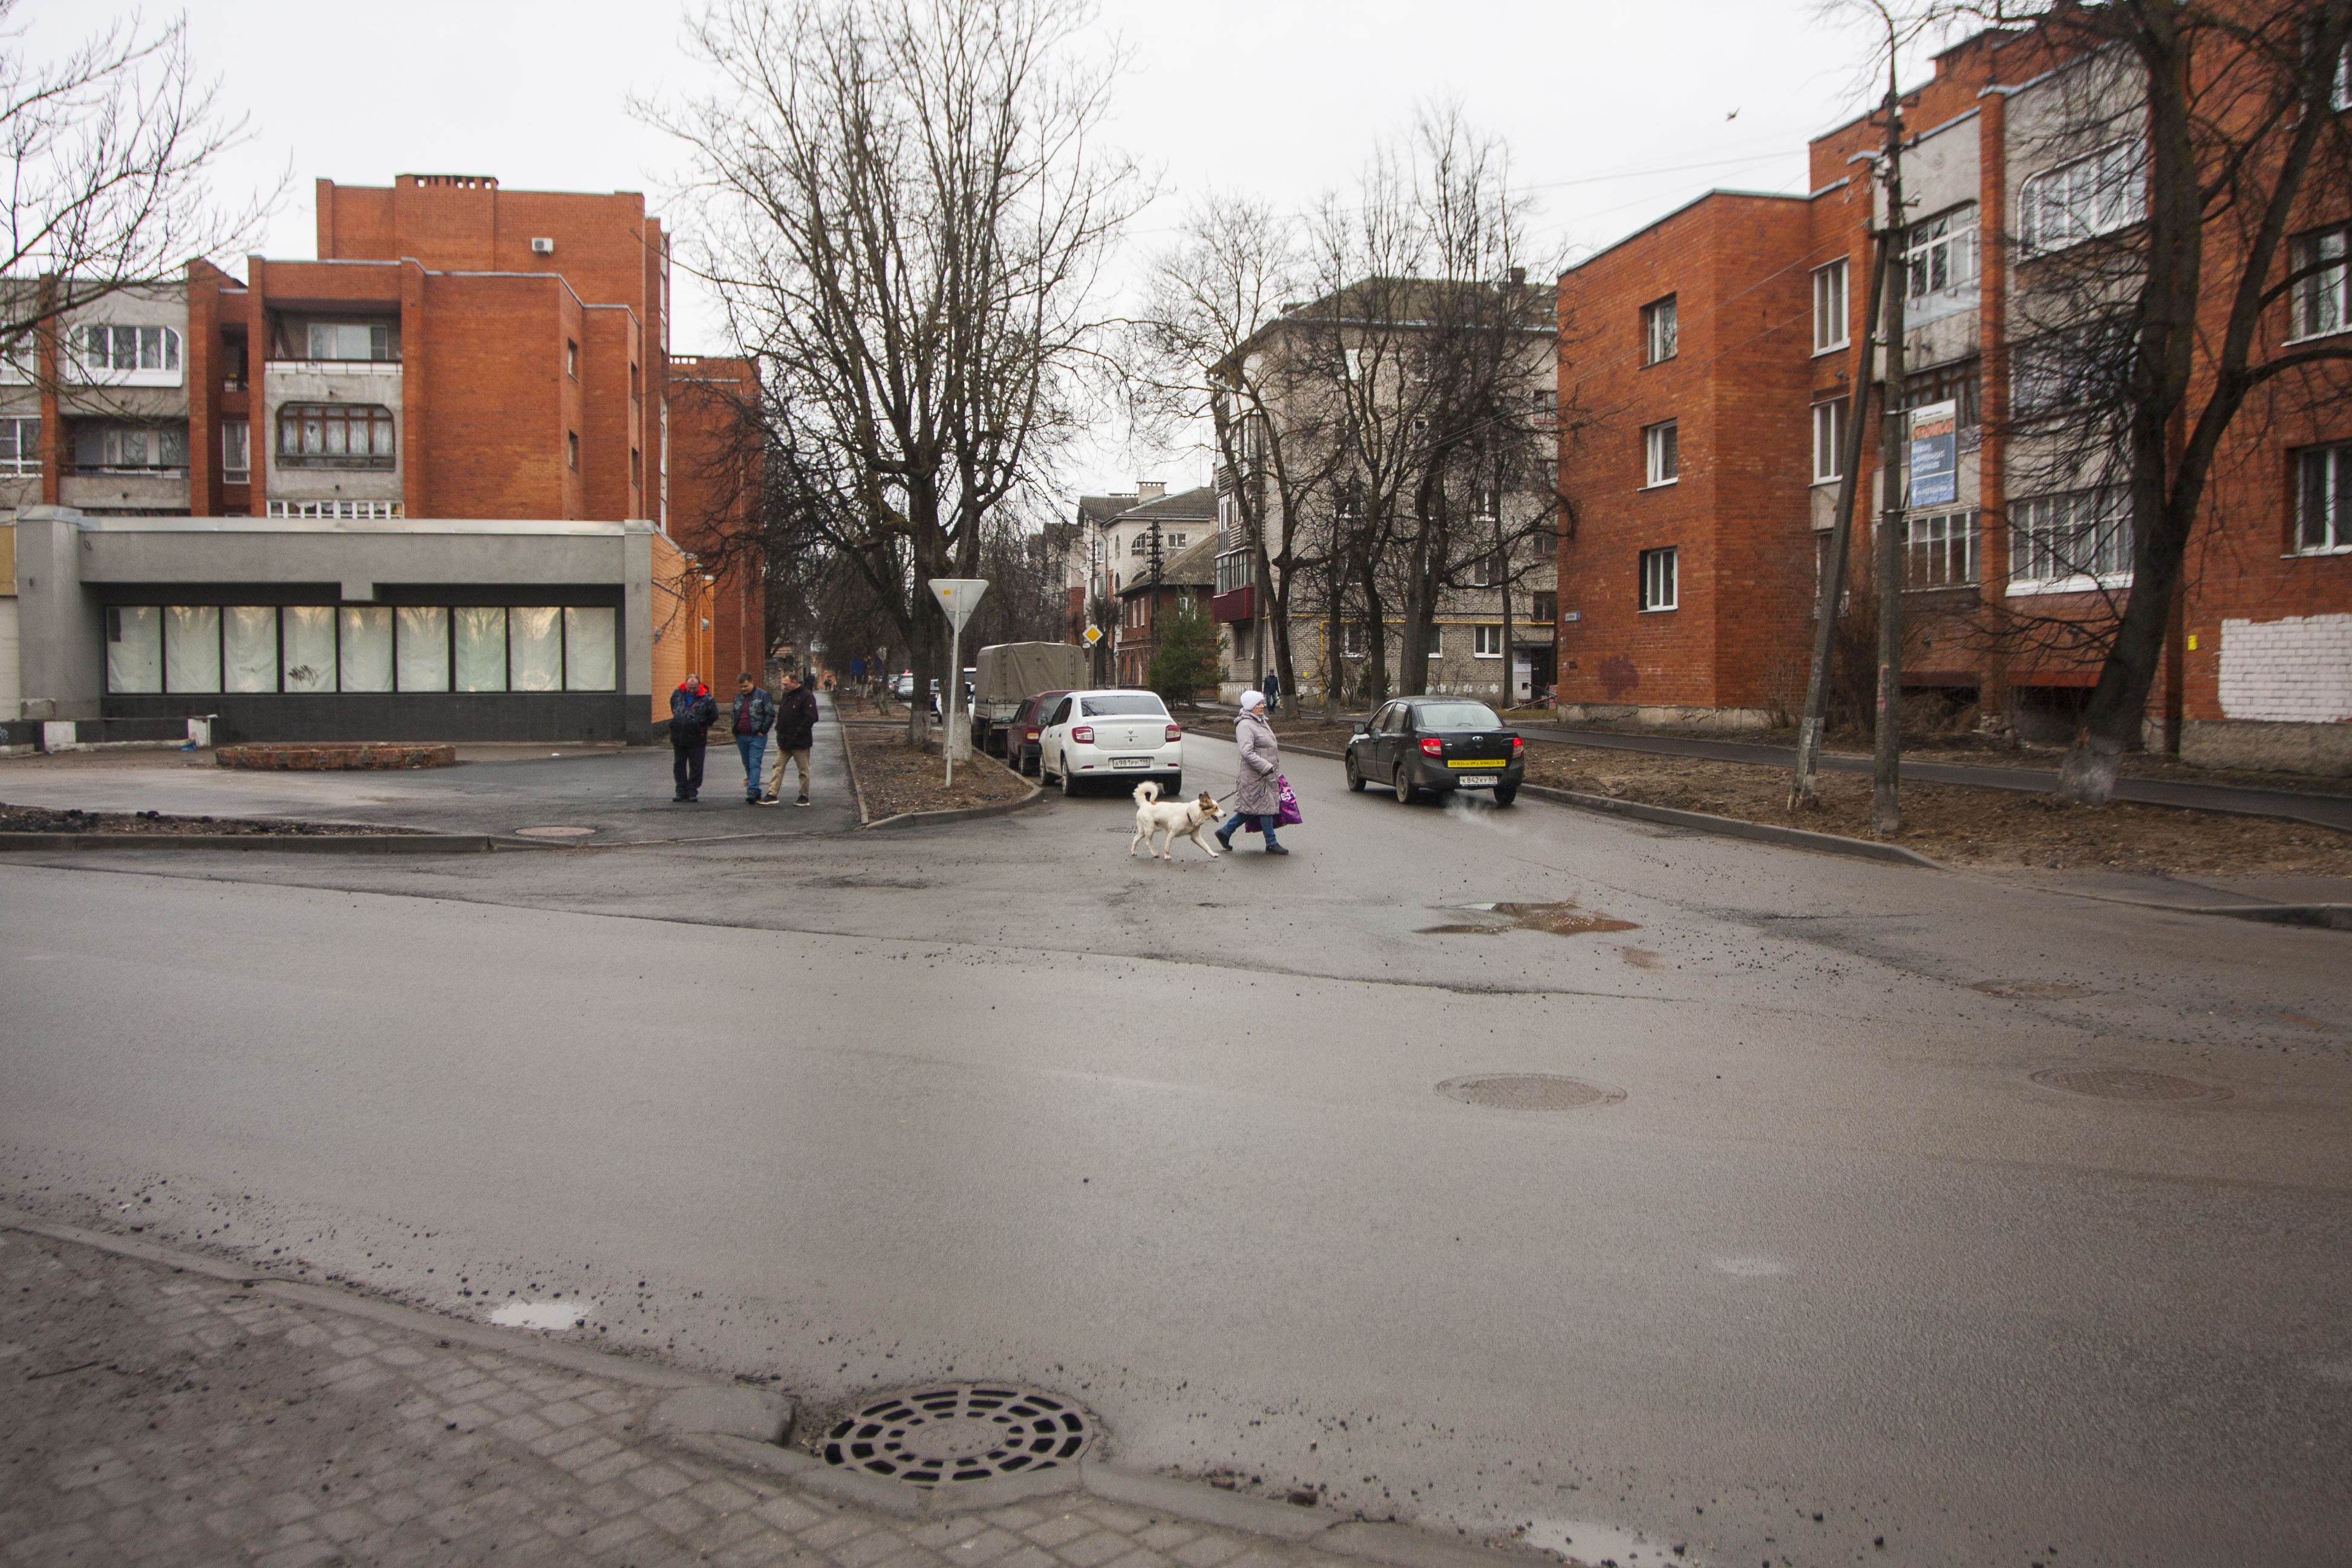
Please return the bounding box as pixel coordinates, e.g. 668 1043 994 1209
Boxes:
972 641 1089 756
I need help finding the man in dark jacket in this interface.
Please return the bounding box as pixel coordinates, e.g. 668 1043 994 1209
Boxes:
670 673 718 802
730 673 776 805
760 669 821 806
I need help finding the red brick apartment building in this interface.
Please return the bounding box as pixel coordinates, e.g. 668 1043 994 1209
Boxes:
1555 12 2352 773
5 174 759 733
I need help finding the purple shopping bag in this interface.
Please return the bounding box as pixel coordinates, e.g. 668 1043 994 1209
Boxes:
1275 774 1302 827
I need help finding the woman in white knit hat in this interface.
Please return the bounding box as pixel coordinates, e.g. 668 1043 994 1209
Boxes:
1215 690 1287 854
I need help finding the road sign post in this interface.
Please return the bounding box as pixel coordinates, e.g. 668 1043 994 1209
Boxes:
928 578 989 785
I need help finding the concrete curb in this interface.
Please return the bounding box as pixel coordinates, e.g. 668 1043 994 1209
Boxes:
0 1205 1558 1564
1279 743 1945 870
838 708 871 826
2187 902 2352 930
0 831 495 854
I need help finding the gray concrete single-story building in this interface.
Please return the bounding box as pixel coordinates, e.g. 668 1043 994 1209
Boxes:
5 506 662 746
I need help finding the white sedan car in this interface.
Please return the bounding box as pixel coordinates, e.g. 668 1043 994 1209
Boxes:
1038 689 1185 797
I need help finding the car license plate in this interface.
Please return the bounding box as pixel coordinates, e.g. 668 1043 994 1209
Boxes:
1112 757 1150 769
1454 774 1498 786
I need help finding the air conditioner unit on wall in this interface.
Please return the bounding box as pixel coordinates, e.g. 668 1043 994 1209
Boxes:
531 237 555 255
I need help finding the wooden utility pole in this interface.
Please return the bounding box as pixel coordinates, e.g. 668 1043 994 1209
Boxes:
1872 79 1910 835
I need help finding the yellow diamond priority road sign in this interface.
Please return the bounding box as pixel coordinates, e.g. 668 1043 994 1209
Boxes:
1083 625 1102 645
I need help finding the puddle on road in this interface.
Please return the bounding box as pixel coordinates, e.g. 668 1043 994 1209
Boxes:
1523 1517 1675 1566
1420 901 1639 938
488 1300 589 1330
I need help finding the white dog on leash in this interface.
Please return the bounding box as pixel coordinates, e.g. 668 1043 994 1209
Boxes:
1130 780 1226 860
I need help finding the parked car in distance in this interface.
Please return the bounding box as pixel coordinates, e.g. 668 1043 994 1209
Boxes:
1039 689 1183 796
890 671 915 701
1008 689 1074 776
1345 699 1524 805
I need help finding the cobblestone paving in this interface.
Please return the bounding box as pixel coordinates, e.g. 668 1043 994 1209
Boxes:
0 1230 1327 1568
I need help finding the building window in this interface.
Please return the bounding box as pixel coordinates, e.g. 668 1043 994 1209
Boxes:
1473 624 1505 658
1812 258 1849 353
276 403 396 468
109 600 613 696
1642 296 1678 365
1469 549 1504 587
1811 399 1848 483
2297 442 2350 553
630 361 641 400
304 322 394 362
567 431 580 471
631 446 642 489
1643 420 1679 486
1906 511 1978 587
1904 206 1979 298
74 420 188 472
0 416 38 475
1532 590 1558 624
266 499 400 519
566 339 579 378
2019 142 2146 252
70 324 182 384
1900 359 1982 426
2011 319 2132 420
2011 489 2132 590
1639 547 1677 611
1428 629 1443 658
221 419 250 483
1341 621 1367 658
2288 227 2348 341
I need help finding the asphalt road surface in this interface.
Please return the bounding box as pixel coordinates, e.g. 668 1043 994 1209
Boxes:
4 727 2347 1567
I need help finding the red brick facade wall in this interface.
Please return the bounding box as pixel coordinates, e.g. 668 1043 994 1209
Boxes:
667 358 765 681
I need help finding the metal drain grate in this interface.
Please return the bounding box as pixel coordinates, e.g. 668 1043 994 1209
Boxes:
2030 1068 2231 1102
822 1385 1093 1486
1437 1074 1625 1111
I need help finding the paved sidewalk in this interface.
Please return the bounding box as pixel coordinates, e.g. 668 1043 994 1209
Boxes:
2 1224 1516 1568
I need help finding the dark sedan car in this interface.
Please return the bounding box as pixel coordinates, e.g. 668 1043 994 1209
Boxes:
1008 688 1074 776
1344 699 1526 805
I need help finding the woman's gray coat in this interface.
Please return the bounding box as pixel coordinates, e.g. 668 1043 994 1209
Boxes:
1232 710 1281 815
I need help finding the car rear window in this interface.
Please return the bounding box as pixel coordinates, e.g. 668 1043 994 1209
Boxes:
1413 702 1502 729
1080 693 1169 717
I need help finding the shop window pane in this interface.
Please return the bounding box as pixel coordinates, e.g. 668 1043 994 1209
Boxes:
165 605 221 693
281 606 337 692
563 606 616 691
339 606 393 691
396 605 450 691
106 606 162 693
454 606 508 691
509 606 563 692
224 606 278 692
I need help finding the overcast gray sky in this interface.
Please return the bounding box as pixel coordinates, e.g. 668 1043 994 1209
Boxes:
42 0 1940 497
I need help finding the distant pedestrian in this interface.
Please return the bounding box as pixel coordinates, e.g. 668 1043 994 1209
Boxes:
1215 690 1287 855
1263 670 1281 710
731 673 776 805
761 668 820 806
670 673 718 802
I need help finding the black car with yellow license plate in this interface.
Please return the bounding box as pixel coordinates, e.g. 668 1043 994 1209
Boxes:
1344 699 1526 805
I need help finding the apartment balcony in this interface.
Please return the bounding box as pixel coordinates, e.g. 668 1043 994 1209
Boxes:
1209 584 1255 624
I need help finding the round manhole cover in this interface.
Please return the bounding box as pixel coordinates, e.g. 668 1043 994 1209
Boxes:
2030 1068 2230 1102
1437 1074 1625 1111
822 1385 1092 1486
514 826 597 838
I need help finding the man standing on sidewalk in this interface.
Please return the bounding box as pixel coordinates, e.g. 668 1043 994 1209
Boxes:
731 673 776 805
670 673 717 802
760 668 820 806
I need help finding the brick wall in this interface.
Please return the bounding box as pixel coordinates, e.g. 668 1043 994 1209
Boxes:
2218 613 2352 723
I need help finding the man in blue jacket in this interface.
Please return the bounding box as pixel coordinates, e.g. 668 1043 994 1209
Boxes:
670 674 718 802
730 673 776 804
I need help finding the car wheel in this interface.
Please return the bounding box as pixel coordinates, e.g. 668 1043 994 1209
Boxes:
1165 774 1182 797
1493 783 1518 807
1022 751 1039 777
1061 760 1080 798
1393 764 1419 805
1345 754 1365 792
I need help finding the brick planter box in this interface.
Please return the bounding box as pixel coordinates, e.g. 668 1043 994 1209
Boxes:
215 743 458 771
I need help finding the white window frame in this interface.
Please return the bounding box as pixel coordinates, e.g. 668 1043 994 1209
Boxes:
2287 227 2348 343
69 323 183 386
304 322 394 362
1341 621 1367 658
1638 546 1678 612
1643 420 1679 488
1642 296 1678 365
1904 206 1979 299
1812 258 1849 354
1472 624 1505 658
1427 629 1443 658
1811 399 1848 485
221 419 250 482
1906 510 1979 588
266 499 400 520
0 414 39 475
2019 141 2146 253
2296 442 2351 555
2009 489 2134 593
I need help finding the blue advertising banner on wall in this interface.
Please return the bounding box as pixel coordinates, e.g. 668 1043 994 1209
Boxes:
1909 400 1959 506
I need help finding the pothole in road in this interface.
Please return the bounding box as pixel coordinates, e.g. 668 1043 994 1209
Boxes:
1437 1074 1626 1111
1420 901 1639 937
2029 1067 2231 1102
514 826 598 838
820 1385 1093 1487
1974 979 2098 999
